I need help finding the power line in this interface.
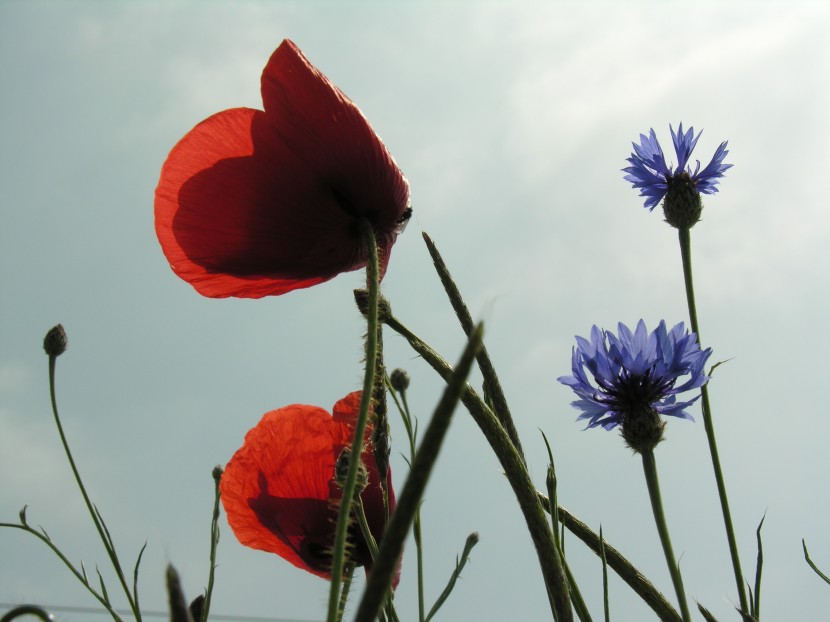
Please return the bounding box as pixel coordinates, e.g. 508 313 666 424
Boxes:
0 604 314 622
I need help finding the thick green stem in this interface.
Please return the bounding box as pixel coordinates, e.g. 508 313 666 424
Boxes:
385 315 572 621
678 227 748 612
536 495 683 622
641 449 691 622
421 232 525 461
326 221 380 622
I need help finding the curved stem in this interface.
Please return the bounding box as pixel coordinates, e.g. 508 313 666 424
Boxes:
0 521 123 621
678 227 748 612
535 496 683 622
326 221 380 622
641 449 691 622
1 606 54 622
47 356 139 620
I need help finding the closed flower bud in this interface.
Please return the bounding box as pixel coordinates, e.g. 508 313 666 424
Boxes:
390 368 410 392
354 289 392 321
43 324 68 357
334 448 369 495
212 465 224 482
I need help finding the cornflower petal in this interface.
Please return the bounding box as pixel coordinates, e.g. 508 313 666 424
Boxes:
671 122 702 172
558 320 711 436
623 123 731 214
695 141 733 195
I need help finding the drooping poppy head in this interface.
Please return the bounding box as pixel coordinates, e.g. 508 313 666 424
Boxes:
155 39 411 298
219 391 395 580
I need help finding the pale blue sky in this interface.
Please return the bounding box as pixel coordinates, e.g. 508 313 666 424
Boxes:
2 2 829 621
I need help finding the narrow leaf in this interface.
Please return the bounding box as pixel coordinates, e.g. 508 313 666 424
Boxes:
803 539 830 585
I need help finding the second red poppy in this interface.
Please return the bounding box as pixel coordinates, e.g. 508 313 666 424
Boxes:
219 391 395 578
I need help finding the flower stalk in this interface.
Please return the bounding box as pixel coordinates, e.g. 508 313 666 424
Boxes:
354 323 484 622
45 328 142 621
641 448 691 622
327 220 380 622
678 227 748 613
387 372 427 622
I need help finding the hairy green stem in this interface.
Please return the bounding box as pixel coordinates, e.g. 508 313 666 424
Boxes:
641 449 691 622
326 220 379 622
421 232 525 461
678 227 747 612
353 324 484 622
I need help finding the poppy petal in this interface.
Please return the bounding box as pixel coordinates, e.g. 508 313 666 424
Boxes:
220 395 397 580
219 405 339 576
155 108 348 298
155 40 410 299
260 40 410 246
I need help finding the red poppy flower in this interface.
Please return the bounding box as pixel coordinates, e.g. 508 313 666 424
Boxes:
155 40 411 298
219 391 395 579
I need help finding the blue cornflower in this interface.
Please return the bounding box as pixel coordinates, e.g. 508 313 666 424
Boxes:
623 123 732 228
558 320 712 452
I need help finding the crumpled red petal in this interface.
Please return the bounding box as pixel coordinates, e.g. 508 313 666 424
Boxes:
219 392 395 580
155 39 410 298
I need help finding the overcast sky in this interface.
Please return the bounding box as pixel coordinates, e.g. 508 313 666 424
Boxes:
2 2 829 621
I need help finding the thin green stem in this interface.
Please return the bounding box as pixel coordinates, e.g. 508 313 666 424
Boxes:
388 382 426 622
641 449 691 622
353 324 484 622
678 227 748 612
537 495 682 622
353 498 400 622
599 527 610 622
48 356 140 620
0 520 123 622
200 467 222 622
543 433 590 622
326 220 380 622
384 315 572 621
424 532 479 622
336 564 355 622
